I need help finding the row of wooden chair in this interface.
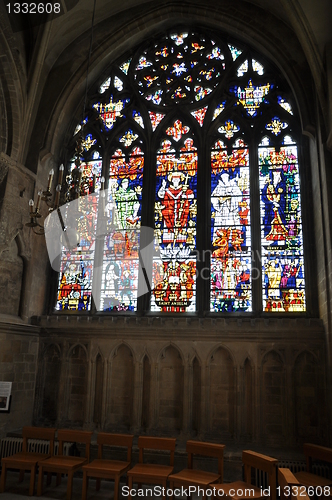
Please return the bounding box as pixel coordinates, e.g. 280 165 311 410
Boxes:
1 426 332 500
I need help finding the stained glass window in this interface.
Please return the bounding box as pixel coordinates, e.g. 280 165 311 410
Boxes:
99 134 144 312
152 122 197 312
259 136 305 312
56 28 308 316
211 138 251 312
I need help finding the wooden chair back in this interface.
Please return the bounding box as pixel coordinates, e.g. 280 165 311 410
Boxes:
22 427 56 455
278 468 303 500
137 436 176 466
97 433 134 462
186 440 225 478
303 443 332 472
57 430 93 460
242 450 278 500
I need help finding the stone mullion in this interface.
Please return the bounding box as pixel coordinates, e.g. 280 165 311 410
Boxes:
250 138 262 313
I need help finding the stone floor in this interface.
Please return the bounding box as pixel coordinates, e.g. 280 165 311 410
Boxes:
0 471 204 499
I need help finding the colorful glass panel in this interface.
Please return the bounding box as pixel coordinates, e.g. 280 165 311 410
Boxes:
252 59 264 75
93 97 130 129
228 45 242 61
265 117 288 135
148 111 165 131
99 77 111 94
100 147 144 312
113 76 124 91
119 130 139 147
233 80 271 116
278 96 293 115
191 106 208 126
259 137 306 312
211 139 251 312
133 110 144 128
56 160 102 311
213 102 226 120
218 121 240 139
152 127 197 312
133 32 224 107
119 59 131 75
82 133 97 151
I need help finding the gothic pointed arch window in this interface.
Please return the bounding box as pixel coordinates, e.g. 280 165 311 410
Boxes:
56 28 306 314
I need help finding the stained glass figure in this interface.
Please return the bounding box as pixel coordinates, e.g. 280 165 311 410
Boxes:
56 160 102 311
82 133 97 151
234 80 271 116
100 146 144 312
228 45 242 61
119 130 139 147
211 138 251 312
148 111 165 131
265 117 288 135
93 97 130 129
99 77 111 94
259 137 305 312
278 96 293 114
213 102 226 120
191 106 208 126
119 59 131 75
145 89 163 105
218 121 240 139
152 125 197 312
133 110 144 128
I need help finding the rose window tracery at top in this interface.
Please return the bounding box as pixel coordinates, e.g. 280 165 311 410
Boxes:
56 28 306 315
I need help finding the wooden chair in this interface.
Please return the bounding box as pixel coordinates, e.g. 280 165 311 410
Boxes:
0 426 56 496
81 432 134 500
278 468 309 500
168 440 225 500
212 450 278 500
127 436 176 499
37 429 93 500
294 444 332 491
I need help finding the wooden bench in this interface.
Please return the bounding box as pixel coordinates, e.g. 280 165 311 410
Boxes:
294 443 332 492
278 467 309 500
127 436 176 499
0 426 56 496
37 429 93 500
82 432 134 500
212 450 278 500
168 440 225 500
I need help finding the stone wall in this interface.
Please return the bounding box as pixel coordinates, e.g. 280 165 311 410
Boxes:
0 322 39 439
33 316 329 449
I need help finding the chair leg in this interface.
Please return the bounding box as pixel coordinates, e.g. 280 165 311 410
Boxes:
128 476 133 500
46 472 52 486
19 469 25 482
56 472 62 486
37 466 43 497
114 476 119 500
67 471 74 500
29 466 36 496
169 481 174 500
82 471 88 500
0 463 7 493
96 478 101 491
